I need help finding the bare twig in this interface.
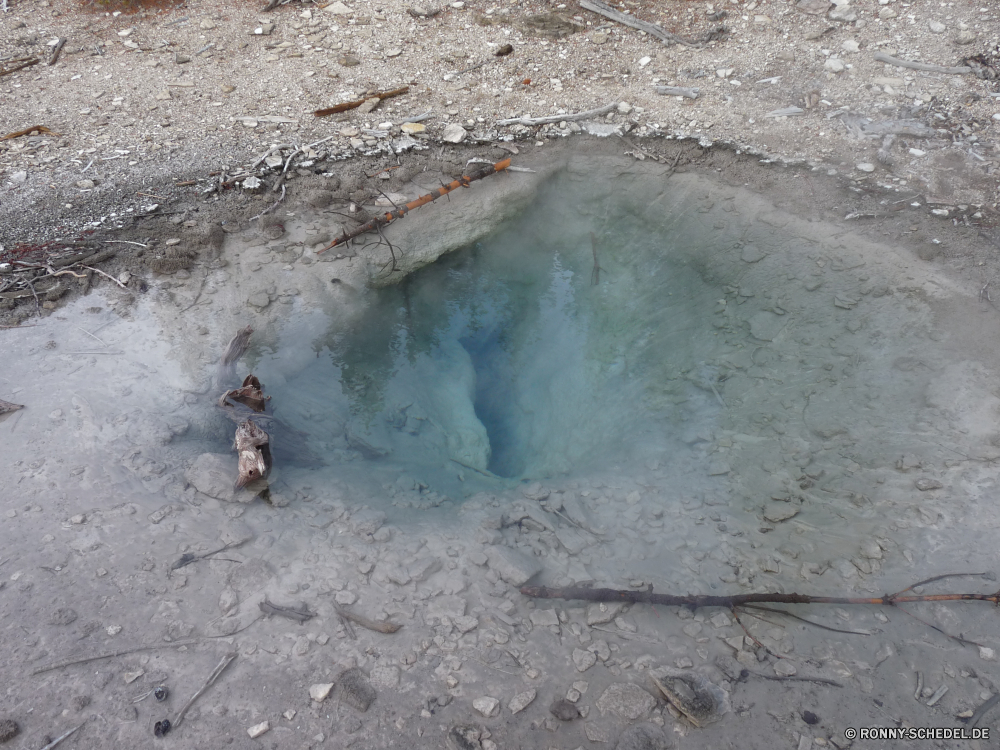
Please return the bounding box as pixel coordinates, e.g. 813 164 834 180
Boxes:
655 85 700 99
32 640 203 675
497 102 618 126
47 38 66 66
579 0 697 47
335 606 402 634
0 57 39 77
250 184 285 220
39 722 86 750
314 86 409 117
81 265 128 290
173 652 237 728
873 52 972 75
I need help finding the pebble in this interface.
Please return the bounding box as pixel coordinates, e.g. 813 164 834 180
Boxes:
587 602 624 625
856 162 876 172
473 696 500 717
508 689 536 714
595 683 657 720
915 478 943 491
529 609 559 627
928 20 946 33
442 123 468 143
400 122 426 134
824 58 845 73
773 660 797 676
338 54 361 67
200 18 216 29
551 698 580 720
247 721 270 738
76 179 95 189
573 648 597 672
70 514 86 524
310 683 335 702
485 546 541 585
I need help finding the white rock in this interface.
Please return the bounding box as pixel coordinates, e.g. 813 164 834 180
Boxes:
70 514 86 524
442 123 468 143
856 162 876 172
617 102 633 114
325 0 352 12
774 660 798 676
485 546 541 585
841 39 859 53
310 683 335 702
454 615 479 633
473 696 500 717
508 689 536 714
247 721 270 738
928 20 946 33
595 683 657 720
335 590 358 605
824 58 845 73
980 646 996 661
573 648 598 672
638 56 651 68
529 609 559 627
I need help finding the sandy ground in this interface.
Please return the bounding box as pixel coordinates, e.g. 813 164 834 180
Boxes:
3 0 1000 749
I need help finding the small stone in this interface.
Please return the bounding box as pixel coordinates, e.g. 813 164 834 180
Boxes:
335 590 358 605
9 171 27 185
928 20 946 33
123 670 144 684
247 721 270 738
386 48 402 57
953 29 976 45
485 546 541 585
242 176 262 192
550 699 580 721
824 58 845 73
325 0 352 13
49 608 78 626
70 514 86 524
454 615 479 633
310 683 335 702
222 84 237 93
774 660 797 676
338 54 361 67
596 683 657 721
587 602 624 625
283 709 296 720
828 5 856 21
979 646 995 661
841 39 859 53
155 89 172 101
351 507 386 536
573 648 597 672
219 588 239 613
106 624 122 636
638 56 651 68
508 689 536 714
400 122 426 134
915 478 943 491
200 18 216 29
763 502 799 523
473 696 500 717
442 123 468 143
339 667 377 712
76 179 95 189
529 609 559 627
617 102 633 114
856 162 875 173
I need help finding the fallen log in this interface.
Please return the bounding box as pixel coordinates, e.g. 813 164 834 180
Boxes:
318 158 511 253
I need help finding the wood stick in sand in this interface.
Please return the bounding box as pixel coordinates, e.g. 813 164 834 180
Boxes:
335 606 402 633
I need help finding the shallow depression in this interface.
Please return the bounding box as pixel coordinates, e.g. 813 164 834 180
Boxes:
3 151 1000 749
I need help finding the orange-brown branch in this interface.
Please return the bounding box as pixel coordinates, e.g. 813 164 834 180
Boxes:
318 158 512 254
314 86 410 117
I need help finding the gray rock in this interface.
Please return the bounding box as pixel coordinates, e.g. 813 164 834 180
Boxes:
828 5 856 21
529 609 559 627
615 723 672 750
573 648 597 672
587 602 625 625
596 683 657 720
928 19 946 33
370 665 400 689
446 725 483 750
442 123 468 143
550 699 581 721
485 546 541 585
915 477 943 491
473 696 500 717
749 311 786 341
508 689 536 714
306 190 334 208
741 245 766 263
350 507 386 536
338 668 376 712
246 292 271 310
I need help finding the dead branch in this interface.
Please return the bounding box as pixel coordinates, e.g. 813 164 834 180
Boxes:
0 399 23 414
47 38 66 66
318 158 511 253
39 722 85 750
579 0 697 47
1 125 59 141
335 606 402 633
873 51 972 75
497 102 618 126
521 576 1000 610
314 86 409 117
0 57 39 77
655 85 700 99
32 640 203 675
173 652 237 728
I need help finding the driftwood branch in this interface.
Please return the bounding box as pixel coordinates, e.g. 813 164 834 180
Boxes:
655 85 700 99
173 652 237 728
579 0 696 47
314 86 409 117
521 573 1000 610
873 52 972 75
47 38 66 66
318 158 511 253
0 57 39 77
497 102 619 126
